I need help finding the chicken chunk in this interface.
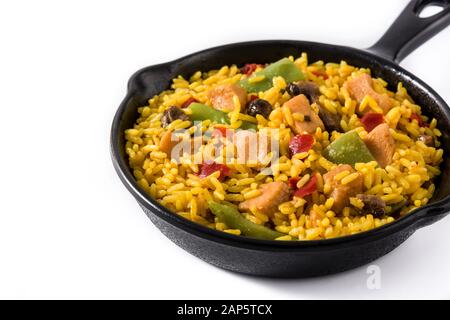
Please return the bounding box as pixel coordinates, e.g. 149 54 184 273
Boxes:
284 94 325 134
234 130 270 167
363 123 395 168
208 83 247 112
239 182 290 217
323 164 363 213
344 73 392 114
160 130 200 159
288 81 342 132
159 129 180 155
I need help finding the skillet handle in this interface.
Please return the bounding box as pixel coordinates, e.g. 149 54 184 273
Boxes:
367 0 450 63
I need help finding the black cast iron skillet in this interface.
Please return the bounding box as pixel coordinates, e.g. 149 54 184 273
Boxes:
111 0 450 277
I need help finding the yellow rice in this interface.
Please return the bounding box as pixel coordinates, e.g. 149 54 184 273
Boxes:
124 52 443 241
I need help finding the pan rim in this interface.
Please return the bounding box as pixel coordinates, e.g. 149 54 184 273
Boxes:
111 39 450 251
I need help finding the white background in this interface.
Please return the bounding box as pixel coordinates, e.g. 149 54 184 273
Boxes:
0 0 449 299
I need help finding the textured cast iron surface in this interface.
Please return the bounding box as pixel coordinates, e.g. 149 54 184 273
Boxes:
141 205 414 277
111 40 450 277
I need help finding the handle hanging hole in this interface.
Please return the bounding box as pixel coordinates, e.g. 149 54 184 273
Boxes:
418 4 445 18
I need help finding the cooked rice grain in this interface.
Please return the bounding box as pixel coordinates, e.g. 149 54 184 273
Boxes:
125 52 443 241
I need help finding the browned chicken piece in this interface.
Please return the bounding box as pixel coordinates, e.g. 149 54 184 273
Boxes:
234 130 271 167
284 94 325 134
208 83 247 112
363 123 395 168
344 73 392 114
160 131 201 158
159 129 180 155
239 181 290 217
290 81 342 132
323 164 363 213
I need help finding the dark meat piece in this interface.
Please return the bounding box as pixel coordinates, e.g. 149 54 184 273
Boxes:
318 106 342 132
356 194 386 217
246 99 273 118
418 134 434 147
421 180 432 189
286 81 320 102
161 106 189 128
389 199 408 217
286 82 303 97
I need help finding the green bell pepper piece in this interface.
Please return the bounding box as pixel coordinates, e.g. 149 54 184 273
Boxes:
189 103 257 131
208 201 284 240
239 58 305 93
323 130 376 166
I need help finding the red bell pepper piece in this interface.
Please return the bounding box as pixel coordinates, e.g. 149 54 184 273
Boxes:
361 112 385 132
410 112 428 127
181 97 198 108
198 161 231 181
240 63 260 76
288 177 300 189
289 134 314 155
211 127 235 142
249 94 259 102
312 70 329 80
293 174 318 198
212 126 227 137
